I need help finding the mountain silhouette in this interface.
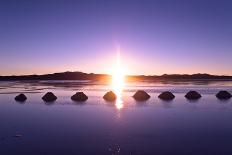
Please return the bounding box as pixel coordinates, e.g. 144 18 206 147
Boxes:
0 72 232 81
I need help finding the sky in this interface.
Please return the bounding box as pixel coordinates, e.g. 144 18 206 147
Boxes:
0 0 232 76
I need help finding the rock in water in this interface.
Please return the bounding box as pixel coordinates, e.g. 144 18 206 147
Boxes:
42 92 57 102
103 91 116 101
15 93 27 102
158 91 175 100
216 91 232 100
185 91 202 100
71 92 88 101
133 90 150 101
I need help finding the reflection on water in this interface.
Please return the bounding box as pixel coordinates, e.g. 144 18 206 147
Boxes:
115 95 124 110
112 71 125 110
114 80 124 110
0 81 232 154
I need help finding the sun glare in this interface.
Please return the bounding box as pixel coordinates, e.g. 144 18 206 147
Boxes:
112 48 125 110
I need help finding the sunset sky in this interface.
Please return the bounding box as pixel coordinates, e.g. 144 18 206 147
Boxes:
0 0 232 76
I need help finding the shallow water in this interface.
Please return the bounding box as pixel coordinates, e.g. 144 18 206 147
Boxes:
0 80 232 155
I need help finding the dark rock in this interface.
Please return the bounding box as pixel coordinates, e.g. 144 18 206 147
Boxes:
15 93 27 102
71 92 88 102
185 91 202 100
42 92 57 102
133 90 150 101
158 91 175 100
216 91 232 100
103 91 116 101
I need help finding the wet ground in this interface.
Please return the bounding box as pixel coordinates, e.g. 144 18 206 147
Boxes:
0 80 232 155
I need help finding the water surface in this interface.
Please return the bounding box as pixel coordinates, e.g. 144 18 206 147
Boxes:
0 80 232 155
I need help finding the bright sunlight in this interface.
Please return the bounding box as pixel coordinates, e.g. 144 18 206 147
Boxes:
112 48 125 110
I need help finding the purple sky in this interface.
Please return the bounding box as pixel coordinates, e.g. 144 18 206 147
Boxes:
0 0 232 75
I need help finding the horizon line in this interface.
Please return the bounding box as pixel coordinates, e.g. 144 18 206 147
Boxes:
1 71 232 77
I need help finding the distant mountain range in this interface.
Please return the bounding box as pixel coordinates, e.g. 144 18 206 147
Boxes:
0 72 232 81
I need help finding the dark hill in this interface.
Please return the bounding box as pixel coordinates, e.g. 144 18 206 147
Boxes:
0 72 232 81
0 72 109 81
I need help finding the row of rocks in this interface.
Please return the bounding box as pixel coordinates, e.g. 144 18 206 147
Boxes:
15 92 88 102
14 90 232 102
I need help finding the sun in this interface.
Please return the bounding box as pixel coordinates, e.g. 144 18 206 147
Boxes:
111 48 125 109
112 67 125 94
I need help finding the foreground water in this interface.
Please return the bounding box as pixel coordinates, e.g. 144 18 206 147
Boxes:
0 80 232 155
